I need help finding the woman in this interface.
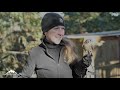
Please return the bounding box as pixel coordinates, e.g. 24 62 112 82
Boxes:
16 12 92 78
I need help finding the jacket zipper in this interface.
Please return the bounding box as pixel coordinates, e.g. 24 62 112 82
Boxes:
57 63 60 78
45 49 61 78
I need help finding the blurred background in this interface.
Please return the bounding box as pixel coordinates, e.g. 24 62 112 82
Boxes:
0 12 120 78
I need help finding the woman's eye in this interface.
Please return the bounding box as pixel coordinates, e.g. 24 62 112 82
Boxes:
62 27 65 30
54 27 59 29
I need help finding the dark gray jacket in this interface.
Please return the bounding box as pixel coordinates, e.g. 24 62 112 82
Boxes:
18 42 73 78
17 39 91 78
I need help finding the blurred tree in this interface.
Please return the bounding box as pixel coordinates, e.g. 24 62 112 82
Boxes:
0 12 42 77
64 12 101 34
64 12 120 34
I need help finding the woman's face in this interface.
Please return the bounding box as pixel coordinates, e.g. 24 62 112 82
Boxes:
44 25 65 44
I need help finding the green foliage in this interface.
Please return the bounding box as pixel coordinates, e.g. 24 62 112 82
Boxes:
0 12 42 77
64 12 101 34
64 12 120 34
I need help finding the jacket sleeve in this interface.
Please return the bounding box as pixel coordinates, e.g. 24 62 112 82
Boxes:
70 54 92 78
16 52 36 78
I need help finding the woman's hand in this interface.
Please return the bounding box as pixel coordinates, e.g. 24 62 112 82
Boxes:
82 51 92 68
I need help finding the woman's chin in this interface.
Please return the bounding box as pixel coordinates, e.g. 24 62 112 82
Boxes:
54 42 60 44
53 40 61 44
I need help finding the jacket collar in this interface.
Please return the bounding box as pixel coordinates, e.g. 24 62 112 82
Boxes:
39 38 65 50
39 38 65 61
